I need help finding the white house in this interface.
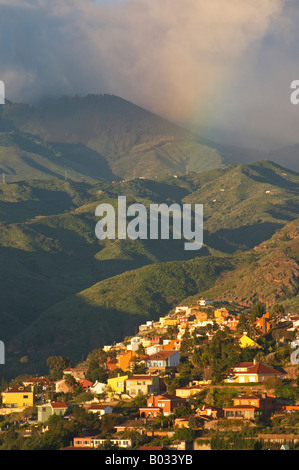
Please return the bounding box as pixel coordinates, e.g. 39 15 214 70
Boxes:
90 381 108 395
127 336 141 352
85 404 113 416
147 350 180 370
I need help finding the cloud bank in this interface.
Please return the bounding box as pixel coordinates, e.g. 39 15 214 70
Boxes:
0 0 298 149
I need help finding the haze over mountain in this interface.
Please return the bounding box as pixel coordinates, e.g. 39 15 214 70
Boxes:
1 94 298 185
0 95 224 181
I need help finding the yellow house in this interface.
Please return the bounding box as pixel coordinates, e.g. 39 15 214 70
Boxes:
175 385 204 398
107 375 128 393
226 361 286 384
159 317 178 327
125 374 160 397
1 384 34 409
239 334 261 349
214 308 229 319
140 339 152 348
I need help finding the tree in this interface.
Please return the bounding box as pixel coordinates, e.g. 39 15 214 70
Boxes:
272 304 285 319
47 356 71 381
188 416 202 430
64 374 77 390
250 303 266 322
172 427 195 441
200 330 241 384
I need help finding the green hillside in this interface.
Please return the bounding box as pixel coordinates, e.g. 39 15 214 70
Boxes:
0 160 298 378
0 95 224 180
7 217 298 376
0 130 116 182
7 256 228 372
183 217 299 307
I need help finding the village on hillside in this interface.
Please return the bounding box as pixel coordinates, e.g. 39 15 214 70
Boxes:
0 299 298 451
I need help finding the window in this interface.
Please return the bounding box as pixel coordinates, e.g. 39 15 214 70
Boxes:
23 395 29 399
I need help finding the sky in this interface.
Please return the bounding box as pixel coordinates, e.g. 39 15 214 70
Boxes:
0 0 299 150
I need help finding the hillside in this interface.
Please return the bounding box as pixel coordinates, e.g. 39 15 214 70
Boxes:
7 218 298 376
183 217 299 307
0 129 116 183
0 95 224 180
0 160 298 377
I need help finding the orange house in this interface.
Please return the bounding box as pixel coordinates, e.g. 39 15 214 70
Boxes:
255 313 271 334
117 350 137 372
139 393 187 417
223 393 275 419
106 356 118 372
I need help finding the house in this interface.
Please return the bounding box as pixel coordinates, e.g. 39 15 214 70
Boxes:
140 338 152 348
84 403 113 416
196 405 223 419
197 299 213 307
89 381 108 395
106 356 118 372
139 321 154 332
1 385 34 409
223 393 275 419
178 316 189 327
127 336 142 352
125 374 160 397
225 315 240 331
117 350 137 371
146 350 180 371
107 374 128 393
159 317 178 327
175 385 204 398
78 379 93 391
174 415 194 428
37 401 68 423
162 339 181 351
139 393 187 417
115 419 146 434
145 345 163 356
73 437 134 449
239 333 261 349
55 378 73 394
226 360 286 384
23 377 52 390
214 308 229 323
255 313 271 335
175 306 192 315
63 367 88 381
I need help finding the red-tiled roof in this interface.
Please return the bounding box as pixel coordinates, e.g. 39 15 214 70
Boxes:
233 362 285 375
148 350 178 360
140 447 163 450
87 404 112 410
51 401 68 408
23 377 51 384
79 379 93 388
